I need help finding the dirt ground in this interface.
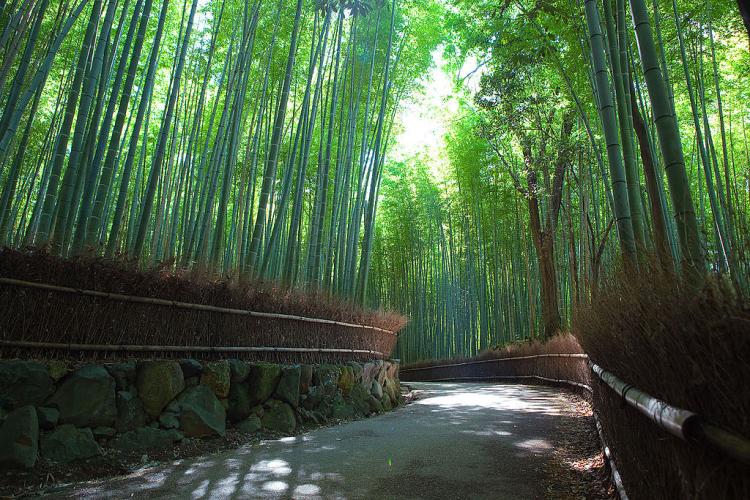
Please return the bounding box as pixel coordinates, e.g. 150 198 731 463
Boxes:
542 390 616 499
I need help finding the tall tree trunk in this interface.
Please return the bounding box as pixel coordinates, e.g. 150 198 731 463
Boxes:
86 0 152 248
53 0 117 253
106 0 169 256
739 0 750 47
35 0 101 246
356 0 396 302
71 0 136 254
604 0 646 252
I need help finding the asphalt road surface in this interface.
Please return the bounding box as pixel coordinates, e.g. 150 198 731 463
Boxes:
55 383 582 499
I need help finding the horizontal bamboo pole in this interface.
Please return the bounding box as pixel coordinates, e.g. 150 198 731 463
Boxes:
0 340 384 357
698 423 750 465
590 362 698 440
0 277 397 336
591 362 750 465
404 352 750 466
594 413 629 500
406 374 592 392
534 375 592 393
400 353 589 372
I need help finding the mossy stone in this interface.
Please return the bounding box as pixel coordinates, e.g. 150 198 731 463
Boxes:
47 365 117 428
0 406 38 468
176 385 226 438
136 361 184 418
111 427 183 451
247 363 281 407
274 366 301 408
200 361 230 399
115 390 147 433
236 415 262 434
338 366 355 396
41 425 100 464
261 400 296 434
0 361 53 410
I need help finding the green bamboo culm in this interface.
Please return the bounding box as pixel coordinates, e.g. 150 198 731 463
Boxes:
604 0 646 254
627 0 704 280
356 0 398 303
34 0 102 246
583 0 637 261
0 0 441 305
246 0 304 274
132 0 199 258
669 0 729 272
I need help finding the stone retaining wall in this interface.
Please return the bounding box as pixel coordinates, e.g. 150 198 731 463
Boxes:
0 358 401 468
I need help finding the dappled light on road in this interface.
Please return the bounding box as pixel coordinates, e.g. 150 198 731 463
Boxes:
416 384 568 416
57 383 584 499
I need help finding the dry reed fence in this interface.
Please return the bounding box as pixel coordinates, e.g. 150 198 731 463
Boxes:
575 269 750 499
401 271 750 499
401 334 590 387
0 249 406 362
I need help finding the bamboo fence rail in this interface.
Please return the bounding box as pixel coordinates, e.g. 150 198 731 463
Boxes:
594 413 628 500
0 277 398 335
401 353 750 466
0 340 384 357
590 362 697 440
399 353 588 371
398 373 593 391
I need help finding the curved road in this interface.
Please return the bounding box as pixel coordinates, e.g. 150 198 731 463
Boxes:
57 383 585 499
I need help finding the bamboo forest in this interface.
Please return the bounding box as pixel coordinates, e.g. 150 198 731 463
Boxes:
1 0 750 495
0 0 748 356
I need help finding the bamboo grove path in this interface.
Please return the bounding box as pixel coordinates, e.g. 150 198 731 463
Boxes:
51 383 588 499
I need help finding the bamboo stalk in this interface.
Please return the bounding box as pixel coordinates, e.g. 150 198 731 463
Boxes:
592 362 750 465
0 339 384 357
0 277 397 335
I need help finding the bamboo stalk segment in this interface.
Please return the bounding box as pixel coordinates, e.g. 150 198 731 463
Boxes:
590 362 698 440
697 423 750 465
591 362 750 465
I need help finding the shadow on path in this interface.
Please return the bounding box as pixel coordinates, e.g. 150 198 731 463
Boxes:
54 383 587 499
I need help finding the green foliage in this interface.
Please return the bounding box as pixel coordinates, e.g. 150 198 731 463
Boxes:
372 0 750 362
0 0 442 303
3 0 748 363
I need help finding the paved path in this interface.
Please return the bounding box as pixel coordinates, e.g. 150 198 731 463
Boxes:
57 383 581 499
